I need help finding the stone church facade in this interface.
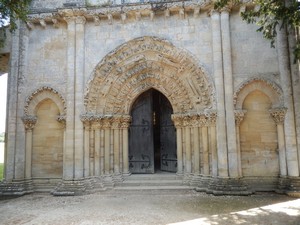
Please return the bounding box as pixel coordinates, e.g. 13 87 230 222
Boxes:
1 0 300 196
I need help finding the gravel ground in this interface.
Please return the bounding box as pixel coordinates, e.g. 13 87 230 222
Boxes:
0 190 299 225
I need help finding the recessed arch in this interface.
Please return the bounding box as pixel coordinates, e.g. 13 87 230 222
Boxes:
84 36 215 115
24 86 66 116
234 78 283 110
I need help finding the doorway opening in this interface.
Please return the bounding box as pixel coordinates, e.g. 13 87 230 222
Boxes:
129 89 177 174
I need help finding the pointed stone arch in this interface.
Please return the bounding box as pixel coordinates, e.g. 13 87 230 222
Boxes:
24 86 66 116
84 36 215 115
234 77 284 110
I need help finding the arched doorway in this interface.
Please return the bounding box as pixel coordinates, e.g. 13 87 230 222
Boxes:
129 89 177 174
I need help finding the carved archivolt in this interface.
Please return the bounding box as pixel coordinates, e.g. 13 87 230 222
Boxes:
234 77 283 109
84 36 215 115
24 86 66 116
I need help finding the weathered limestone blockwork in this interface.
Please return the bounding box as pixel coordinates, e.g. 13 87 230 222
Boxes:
1 0 300 196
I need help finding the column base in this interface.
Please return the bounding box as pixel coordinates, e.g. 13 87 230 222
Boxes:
0 179 34 196
207 177 253 196
277 176 300 197
192 175 211 192
51 177 105 196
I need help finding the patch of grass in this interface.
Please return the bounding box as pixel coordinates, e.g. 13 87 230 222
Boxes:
0 163 3 180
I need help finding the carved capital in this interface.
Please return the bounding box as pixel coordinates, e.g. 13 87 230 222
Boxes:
234 110 247 126
120 115 131 129
57 115 66 128
75 16 86 25
269 108 287 125
22 115 37 130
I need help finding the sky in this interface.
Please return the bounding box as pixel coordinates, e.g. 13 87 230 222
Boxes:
0 73 7 133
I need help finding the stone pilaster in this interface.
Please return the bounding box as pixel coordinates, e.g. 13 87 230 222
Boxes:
74 16 86 179
221 8 238 178
277 27 299 176
211 10 228 178
64 17 76 180
121 116 131 175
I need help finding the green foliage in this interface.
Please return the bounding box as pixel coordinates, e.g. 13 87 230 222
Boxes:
0 0 32 47
0 132 4 142
0 163 3 180
215 0 300 61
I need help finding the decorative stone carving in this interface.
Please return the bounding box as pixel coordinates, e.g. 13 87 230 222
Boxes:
22 115 37 130
24 86 66 116
234 77 284 109
234 110 247 126
80 114 131 129
269 107 287 125
84 36 215 115
57 115 66 128
171 111 217 128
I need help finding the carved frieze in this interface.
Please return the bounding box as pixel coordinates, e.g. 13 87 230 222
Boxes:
80 114 131 129
269 108 287 125
171 111 217 128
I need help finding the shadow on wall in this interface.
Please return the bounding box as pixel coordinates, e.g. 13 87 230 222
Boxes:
168 199 300 225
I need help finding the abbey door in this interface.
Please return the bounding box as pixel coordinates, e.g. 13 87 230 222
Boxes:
129 89 177 174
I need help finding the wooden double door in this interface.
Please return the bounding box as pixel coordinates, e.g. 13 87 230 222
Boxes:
129 89 177 174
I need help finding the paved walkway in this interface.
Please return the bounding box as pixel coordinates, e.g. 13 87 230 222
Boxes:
0 190 299 225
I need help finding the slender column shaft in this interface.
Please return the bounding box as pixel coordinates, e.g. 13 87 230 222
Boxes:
104 128 110 174
114 129 120 174
100 129 105 175
202 127 209 175
94 129 100 176
25 130 32 179
235 125 242 176
211 11 228 177
277 124 287 176
176 127 183 175
89 129 94 176
193 127 200 174
122 128 129 174
185 127 192 173
210 126 218 177
84 124 90 177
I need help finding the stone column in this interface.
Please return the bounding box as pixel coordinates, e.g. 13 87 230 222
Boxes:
113 117 121 175
94 128 101 176
82 120 90 177
192 116 200 174
221 8 238 177
277 27 299 176
208 112 218 177
234 110 246 177
103 118 111 175
211 10 228 177
202 126 209 175
22 116 37 179
270 108 288 176
184 117 192 174
172 115 184 175
121 116 131 175
74 16 86 179
64 17 76 180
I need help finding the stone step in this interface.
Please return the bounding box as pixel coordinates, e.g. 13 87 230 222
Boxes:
124 173 183 181
114 185 193 191
119 179 184 187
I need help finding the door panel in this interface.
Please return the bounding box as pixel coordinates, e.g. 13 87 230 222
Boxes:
159 95 177 172
129 91 154 173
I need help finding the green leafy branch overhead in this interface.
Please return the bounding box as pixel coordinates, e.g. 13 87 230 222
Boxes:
215 0 300 61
